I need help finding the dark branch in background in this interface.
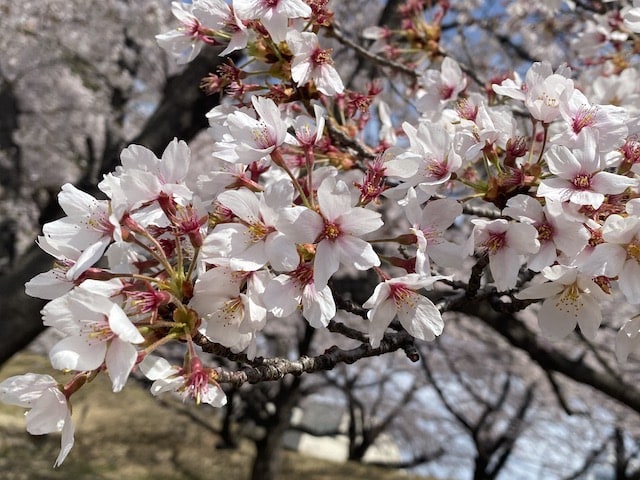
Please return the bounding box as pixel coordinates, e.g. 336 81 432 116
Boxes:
544 370 585 416
453 299 640 414
328 20 419 81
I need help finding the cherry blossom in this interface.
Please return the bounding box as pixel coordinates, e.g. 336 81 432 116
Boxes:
364 273 447 348
233 0 312 43
262 261 336 328
584 213 640 304
616 316 640 363
190 267 268 357
405 189 463 275
553 88 628 151
276 176 383 290
287 30 344 96
202 180 299 271
493 61 574 124
139 355 227 407
516 265 608 340
226 95 297 163
0 373 74 467
503 195 589 271
157 0 248 63
624 1 640 33
43 286 144 392
393 121 462 194
416 57 467 116
466 219 540 292
41 184 121 281
537 133 637 209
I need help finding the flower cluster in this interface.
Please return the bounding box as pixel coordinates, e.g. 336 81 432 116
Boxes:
6 0 640 467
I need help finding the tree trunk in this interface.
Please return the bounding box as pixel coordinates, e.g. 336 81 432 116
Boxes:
473 454 494 480
249 388 299 480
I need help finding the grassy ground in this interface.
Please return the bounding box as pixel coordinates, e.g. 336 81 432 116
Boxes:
0 352 428 480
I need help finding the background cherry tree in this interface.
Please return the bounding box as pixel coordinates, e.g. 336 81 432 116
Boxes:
4 1 640 479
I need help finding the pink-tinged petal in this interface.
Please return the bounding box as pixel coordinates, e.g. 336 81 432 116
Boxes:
619 260 640 304
0 374 57 407
119 170 162 206
202 224 251 261
229 241 267 271
66 236 112 280
220 31 249 56
527 242 557 272
218 188 261 223
252 96 286 142
265 232 299 272
43 217 103 245
25 271 74 300
397 294 443 341
262 180 294 222
302 284 336 328
572 132 599 172
277 0 312 17
54 413 75 467
545 145 582 177
263 275 301 317
592 171 638 195
336 236 380 271
339 208 383 236
576 295 603 340
384 154 420 179
42 296 80 336
53 411 75 468
120 144 159 171
582 243 626 277
552 223 589 257
506 222 540 254
50 337 106 371
139 356 177 381
201 385 227 407
570 189 605 208
160 138 190 183
367 298 396 348
515 282 565 300
489 249 521 291
261 10 289 43
318 178 353 221
192 267 241 299
616 318 640 362
421 198 463 230
25 388 67 435
429 240 465 269
541 264 578 284
276 206 323 243
363 282 389 309
315 65 344 96
537 178 575 203
538 296 577 340
105 338 138 392
504 195 544 223
314 240 340 290
414 231 431 276
151 376 185 396
57 183 101 216
291 60 312 87
404 188 422 225
108 304 144 344
602 214 640 244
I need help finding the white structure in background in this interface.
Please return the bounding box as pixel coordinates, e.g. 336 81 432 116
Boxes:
283 400 402 464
